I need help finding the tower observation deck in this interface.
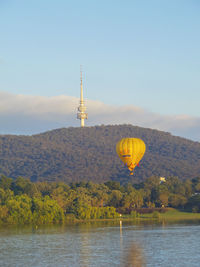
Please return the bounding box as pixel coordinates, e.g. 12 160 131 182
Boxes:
77 68 88 127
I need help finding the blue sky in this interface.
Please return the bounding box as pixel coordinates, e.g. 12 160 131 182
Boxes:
0 0 200 139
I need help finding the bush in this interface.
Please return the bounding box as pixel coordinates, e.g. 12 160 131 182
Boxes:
192 206 199 213
130 210 138 218
152 211 160 219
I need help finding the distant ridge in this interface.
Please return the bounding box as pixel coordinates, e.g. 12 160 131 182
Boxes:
0 124 200 183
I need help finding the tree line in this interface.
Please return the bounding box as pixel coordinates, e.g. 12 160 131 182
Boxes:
0 175 200 225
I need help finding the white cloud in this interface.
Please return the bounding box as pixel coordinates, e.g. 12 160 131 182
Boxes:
0 91 199 141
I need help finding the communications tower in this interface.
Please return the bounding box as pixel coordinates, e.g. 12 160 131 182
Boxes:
77 67 88 127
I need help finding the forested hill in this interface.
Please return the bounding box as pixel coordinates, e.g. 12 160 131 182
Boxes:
0 125 200 184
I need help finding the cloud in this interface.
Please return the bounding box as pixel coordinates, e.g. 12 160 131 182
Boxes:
0 91 199 141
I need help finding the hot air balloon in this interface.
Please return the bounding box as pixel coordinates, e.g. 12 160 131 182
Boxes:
116 138 146 175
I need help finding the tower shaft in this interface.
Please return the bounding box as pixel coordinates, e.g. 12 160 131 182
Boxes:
77 67 88 127
80 69 84 104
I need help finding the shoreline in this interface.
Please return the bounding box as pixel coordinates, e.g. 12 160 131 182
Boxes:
1 209 200 227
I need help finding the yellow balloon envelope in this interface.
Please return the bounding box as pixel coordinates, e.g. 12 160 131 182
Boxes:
116 138 146 175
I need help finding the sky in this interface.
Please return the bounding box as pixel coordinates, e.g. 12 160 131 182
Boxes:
0 0 200 140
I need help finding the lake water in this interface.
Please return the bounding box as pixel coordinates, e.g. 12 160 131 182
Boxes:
0 220 200 267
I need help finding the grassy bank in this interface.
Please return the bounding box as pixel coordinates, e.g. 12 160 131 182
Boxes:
121 208 200 222
159 209 200 221
64 209 200 224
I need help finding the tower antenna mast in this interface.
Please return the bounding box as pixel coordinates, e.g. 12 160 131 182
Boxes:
77 66 88 127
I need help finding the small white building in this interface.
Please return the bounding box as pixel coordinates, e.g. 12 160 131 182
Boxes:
160 177 166 184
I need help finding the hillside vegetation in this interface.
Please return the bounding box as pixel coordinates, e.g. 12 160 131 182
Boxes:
0 125 200 183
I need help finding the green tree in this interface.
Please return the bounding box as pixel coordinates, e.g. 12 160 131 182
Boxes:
158 193 169 207
0 205 8 224
187 194 200 212
51 186 68 210
195 183 200 193
121 190 143 210
104 181 121 191
169 194 187 208
108 190 123 207
0 175 13 190
0 188 14 204
184 180 192 198
32 196 64 224
6 194 33 224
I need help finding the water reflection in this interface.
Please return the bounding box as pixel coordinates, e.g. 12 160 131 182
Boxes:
0 221 200 267
122 243 145 267
119 220 145 267
79 228 91 267
120 220 123 249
